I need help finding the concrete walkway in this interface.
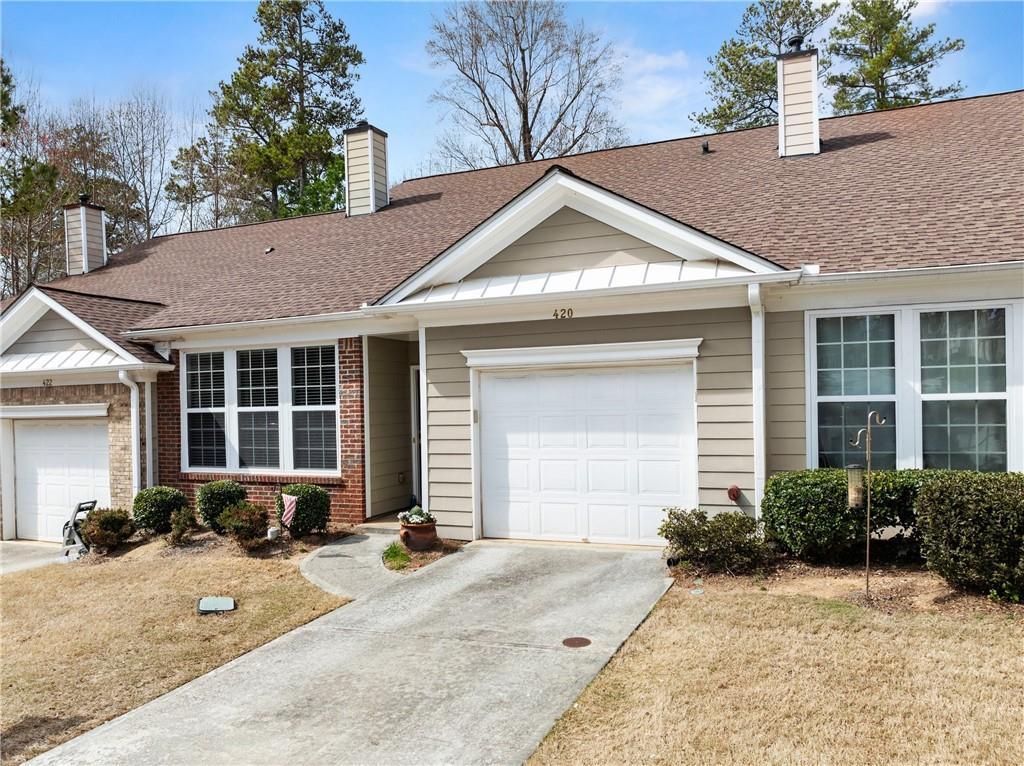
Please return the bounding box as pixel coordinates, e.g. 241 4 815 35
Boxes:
299 533 402 598
0 541 61 575
31 541 671 766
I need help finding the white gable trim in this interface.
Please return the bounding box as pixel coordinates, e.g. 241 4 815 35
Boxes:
0 287 143 365
381 169 783 305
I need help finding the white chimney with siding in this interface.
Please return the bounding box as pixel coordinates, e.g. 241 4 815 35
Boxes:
63 193 107 275
776 35 820 157
343 121 389 216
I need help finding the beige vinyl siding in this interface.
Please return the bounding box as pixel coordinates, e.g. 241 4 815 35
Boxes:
765 311 806 473
372 131 388 207
425 307 755 538
780 55 816 155
84 207 105 270
64 209 84 274
367 337 415 516
468 208 678 279
7 310 103 355
346 131 372 215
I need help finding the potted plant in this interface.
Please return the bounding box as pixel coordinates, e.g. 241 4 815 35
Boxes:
398 505 438 551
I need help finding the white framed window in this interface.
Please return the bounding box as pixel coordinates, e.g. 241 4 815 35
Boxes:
806 300 1022 472
917 307 1008 471
180 344 340 475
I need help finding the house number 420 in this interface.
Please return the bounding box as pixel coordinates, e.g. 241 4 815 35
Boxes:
552 308 574 319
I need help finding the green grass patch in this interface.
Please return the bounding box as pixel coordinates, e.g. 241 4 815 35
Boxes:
382 541 411 571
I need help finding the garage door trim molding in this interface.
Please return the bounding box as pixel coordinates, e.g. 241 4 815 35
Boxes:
0 403 110 419
461 337 703 371
461 338 702 542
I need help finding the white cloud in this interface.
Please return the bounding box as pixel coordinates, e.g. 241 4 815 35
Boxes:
616 43 707 141
910 0 952 20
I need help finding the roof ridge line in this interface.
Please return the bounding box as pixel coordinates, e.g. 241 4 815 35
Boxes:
395 89 1024 186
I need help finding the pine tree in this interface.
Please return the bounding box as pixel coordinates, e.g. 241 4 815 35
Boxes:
210 0 364 219
827 0 965 114
693 0 838 132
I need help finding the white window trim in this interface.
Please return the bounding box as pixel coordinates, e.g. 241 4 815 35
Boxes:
180 343 342 477
805 299 1023 471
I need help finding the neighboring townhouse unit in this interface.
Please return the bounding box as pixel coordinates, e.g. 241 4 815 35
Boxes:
2 45 1022 545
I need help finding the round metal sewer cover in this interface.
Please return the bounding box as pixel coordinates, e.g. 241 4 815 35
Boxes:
562 637 591 648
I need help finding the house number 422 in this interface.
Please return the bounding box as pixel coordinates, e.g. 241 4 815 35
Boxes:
552 308 574 319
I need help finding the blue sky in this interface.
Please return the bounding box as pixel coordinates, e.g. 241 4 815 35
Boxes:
2 1 1022 180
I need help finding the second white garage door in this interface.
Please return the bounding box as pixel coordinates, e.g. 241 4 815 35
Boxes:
14 420 111 542
480 364 696 545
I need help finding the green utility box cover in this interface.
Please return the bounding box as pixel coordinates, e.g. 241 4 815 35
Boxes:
197 596 236 615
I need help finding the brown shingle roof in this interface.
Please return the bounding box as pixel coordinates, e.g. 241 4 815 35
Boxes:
37 91 1024 331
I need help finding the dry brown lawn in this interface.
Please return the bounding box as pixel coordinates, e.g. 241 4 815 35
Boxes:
532 567 1024 766
0 534 344 764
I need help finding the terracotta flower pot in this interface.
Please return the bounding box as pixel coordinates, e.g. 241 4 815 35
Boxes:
399 522 437 551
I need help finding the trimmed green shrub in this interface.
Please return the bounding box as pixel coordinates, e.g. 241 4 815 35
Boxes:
762 469 946 562
917 471 1024 602
81 508 134 552
132 486 188 534
659 508 770 574
276 483 330 538
169 505 197 546
218 501 269 551
761 469 855 561
197 480 247 533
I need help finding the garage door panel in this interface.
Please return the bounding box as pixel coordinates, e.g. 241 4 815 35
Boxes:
481 364 695 545
15 420 110 542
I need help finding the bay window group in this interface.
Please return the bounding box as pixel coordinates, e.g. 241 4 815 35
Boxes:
811 304 1013 472
183 344 338 473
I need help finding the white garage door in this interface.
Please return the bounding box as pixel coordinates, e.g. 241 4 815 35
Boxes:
14 420 111 542
480 365 696 545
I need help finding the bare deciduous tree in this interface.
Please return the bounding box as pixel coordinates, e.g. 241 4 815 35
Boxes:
107 88 176 242
427 0 627 169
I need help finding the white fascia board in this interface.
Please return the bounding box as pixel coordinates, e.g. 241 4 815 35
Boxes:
0 362 170 380
462 337 703 370
0 289 50 354
381 169 784 305
0 288 144 365
772 261 1024 312
0 402 110 419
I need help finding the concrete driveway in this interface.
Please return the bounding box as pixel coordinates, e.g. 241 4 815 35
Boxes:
0 541 61 575
31 541 671 765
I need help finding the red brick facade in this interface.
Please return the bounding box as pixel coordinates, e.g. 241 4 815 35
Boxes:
155 338 366 524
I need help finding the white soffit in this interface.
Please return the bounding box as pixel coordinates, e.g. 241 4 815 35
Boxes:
404 259 752 304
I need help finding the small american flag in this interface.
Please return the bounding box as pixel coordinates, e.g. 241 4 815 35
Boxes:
281 494 298 527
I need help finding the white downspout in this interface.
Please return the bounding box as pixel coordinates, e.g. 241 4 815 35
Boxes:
748 283 766 520
145 380 155 487
118 371 141 497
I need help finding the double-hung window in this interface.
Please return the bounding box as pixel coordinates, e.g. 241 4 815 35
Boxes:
291 346 338 471
919 308 1007 470
181 344 338 473
813 313 898 469
185 352 226 468
809 302 1019 471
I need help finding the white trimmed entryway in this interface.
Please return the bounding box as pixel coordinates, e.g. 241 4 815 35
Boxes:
465 339 701 545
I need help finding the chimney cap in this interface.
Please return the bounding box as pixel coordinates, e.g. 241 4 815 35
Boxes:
63 193 105 211
79 192 91 204
343 120 388 138
787 34 805 52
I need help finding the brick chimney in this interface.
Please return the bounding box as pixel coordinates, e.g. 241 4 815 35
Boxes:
343 121 389 216
63 193 107 274
776 35 820 158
